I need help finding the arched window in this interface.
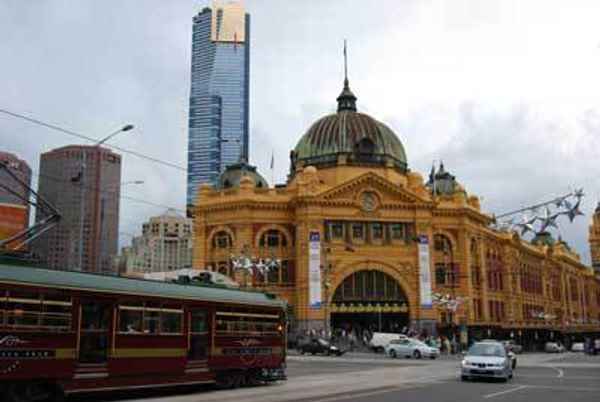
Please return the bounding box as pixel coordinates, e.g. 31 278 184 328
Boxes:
356 138 375 154
212 231 233 249
332 270 407 303
470 239 481 288
434 234 457 286
259 229 288 248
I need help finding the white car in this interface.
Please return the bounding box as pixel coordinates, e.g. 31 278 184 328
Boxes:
544 342 565 353
385 338 440 359
369 332 407 352
571 342 584 352
461 342 513 382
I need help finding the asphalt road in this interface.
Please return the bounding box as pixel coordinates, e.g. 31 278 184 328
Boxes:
76 353 600 402
306 366 600 402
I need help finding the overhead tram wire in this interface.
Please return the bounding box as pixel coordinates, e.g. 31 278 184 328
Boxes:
0 107 198 211
0 108 186 172
31 169 186 214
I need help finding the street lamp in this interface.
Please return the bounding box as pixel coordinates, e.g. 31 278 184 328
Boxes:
77 124 135 272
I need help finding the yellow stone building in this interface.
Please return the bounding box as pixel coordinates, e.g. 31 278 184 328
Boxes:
193 76 600 347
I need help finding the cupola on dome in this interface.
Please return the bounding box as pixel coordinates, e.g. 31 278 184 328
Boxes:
290 54 408 176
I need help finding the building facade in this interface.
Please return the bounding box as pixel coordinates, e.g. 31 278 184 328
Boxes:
0 151 32 216
117 209 193 274
34 145 121 274
186 0 250 212
191 76 600 346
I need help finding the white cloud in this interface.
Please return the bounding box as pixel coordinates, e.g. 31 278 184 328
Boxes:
1 0 599 261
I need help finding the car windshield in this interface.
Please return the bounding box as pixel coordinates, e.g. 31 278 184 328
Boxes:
467 343 505 357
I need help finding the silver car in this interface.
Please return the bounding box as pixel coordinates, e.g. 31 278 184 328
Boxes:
461 342 513 382
385 338 440 359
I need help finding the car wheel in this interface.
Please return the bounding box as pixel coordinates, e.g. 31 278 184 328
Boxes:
461 375 469 381
430 355 436 359
390 350 397 358
300 349 305 355
413 350 422 359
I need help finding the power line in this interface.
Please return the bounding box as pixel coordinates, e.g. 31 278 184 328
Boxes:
0 108 187 172
31 169 186 214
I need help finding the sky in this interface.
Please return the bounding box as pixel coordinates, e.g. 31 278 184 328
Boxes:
1 0 600 263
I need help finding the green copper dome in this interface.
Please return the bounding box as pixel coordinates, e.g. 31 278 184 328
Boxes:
218 162 268 190
290 79 408 174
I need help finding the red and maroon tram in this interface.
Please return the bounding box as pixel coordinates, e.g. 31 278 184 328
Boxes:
0 263 287 401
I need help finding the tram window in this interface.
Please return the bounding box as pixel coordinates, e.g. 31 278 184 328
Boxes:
161 311 182 334
41 300 71 330
144 310 160 334
82 302 110 330
215 311 281 335
6 291 41 327
119 308 143 333
190 311 208 333
119 304 183 335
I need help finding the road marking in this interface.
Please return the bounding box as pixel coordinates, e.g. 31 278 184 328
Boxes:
524 385 600 392
483 385 528 399
550 366 564 378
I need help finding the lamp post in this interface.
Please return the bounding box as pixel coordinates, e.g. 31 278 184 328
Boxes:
77 124 135 272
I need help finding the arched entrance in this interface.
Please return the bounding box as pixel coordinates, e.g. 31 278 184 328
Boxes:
330 269 409 334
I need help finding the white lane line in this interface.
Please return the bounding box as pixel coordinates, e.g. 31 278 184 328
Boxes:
525 385 600 392
483 385 528 399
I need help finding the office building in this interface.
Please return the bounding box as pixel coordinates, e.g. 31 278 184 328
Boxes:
186 1 250 212
34 145 121 274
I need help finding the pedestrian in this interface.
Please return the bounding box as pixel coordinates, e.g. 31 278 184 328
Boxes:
444 337 451 355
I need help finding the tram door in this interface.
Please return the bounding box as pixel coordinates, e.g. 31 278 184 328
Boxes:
79 301 111 363
188 310 209 361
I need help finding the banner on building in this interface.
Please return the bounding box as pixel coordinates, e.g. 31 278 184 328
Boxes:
418 235 432 308
308 231 322 309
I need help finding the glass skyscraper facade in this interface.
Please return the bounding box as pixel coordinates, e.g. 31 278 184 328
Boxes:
187 2 250 211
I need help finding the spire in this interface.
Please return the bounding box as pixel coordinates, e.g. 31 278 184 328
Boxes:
337 39 357 112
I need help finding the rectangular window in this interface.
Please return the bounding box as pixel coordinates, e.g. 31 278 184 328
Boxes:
215 311 281 336
331 222 344 239
190 310 208 333
143 310 160 334
371 223 383 240
6 291 41 327
119 307 143 333
119 304 183 335
352 223 364 239
160 310 182 334
390 223 404 240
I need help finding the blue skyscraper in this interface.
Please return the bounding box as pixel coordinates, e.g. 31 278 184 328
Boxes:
187 1 250 212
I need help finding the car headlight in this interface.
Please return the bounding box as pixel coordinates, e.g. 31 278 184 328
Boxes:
330 346 338 350
461 360 468 366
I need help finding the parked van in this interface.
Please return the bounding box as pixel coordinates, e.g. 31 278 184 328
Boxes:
369 332 407 352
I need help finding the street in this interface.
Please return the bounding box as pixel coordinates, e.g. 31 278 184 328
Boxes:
81 352 600 402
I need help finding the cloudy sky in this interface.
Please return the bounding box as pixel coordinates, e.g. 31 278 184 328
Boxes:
1 0 600 262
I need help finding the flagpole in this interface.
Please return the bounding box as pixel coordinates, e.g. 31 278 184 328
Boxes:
270 150 275 186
